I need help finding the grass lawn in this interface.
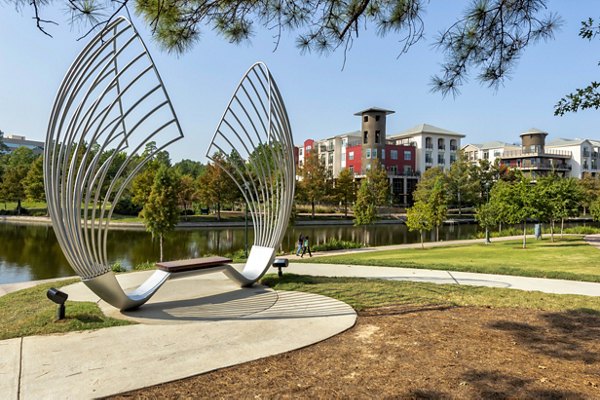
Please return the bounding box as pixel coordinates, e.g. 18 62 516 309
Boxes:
261 273 600 313
0 279 133 340
302 236 600 282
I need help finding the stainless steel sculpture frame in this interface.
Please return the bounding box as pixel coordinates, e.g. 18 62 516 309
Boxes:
45 17 295 310
45 16 183 310
206 62 295 286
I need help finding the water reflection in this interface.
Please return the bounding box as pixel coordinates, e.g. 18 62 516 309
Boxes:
0 221 592 284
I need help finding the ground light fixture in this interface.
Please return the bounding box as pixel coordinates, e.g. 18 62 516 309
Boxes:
47 288 68 320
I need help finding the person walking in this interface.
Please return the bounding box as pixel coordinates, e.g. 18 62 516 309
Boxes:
295 234 304 256
301 235 312 258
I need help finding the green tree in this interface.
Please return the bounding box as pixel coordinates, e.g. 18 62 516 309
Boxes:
475 202 497 244
577 173 599 216
23 156 45 202
335 168 356 218
353 163 390 226
19 1 557 95
173 159 205 178
196 153 239 221
489 176 539 249
406 201 433 249
140 165 180 262
177 174 196 220
413 167 448 241
446 152 478 214
299 151 328 219
0 147 36 213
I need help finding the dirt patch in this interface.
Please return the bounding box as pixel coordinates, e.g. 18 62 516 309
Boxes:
111 306 600 399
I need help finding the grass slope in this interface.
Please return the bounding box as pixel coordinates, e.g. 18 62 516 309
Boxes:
303 236 600 282
0 280 132 340
262 274 600 313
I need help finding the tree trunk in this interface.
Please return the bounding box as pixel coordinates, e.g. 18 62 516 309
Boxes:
159 233 164 262
485 227 490 244
583 206 587 216
17 199 21 215
344 199 348 218
550 220 555 242
436 224 440 242
217 201 221 221
499 222 502 234
522 222 527 249
561 218 565 239
420 230 424 249
311 200 315 219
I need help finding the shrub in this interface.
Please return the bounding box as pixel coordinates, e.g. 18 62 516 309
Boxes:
114 196 142 216
133 261 155 271
111 260 127 273
312 238 363 252
563 226 600 234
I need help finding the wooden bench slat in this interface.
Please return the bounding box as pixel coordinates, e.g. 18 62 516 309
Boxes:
156 256 233 273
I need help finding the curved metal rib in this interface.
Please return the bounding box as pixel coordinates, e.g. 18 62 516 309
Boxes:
44 16 183 310
206 62 296 286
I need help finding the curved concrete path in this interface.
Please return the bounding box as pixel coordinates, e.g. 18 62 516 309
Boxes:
1 271 356 400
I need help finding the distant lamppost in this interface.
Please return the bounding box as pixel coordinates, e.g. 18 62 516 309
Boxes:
485 181 491 244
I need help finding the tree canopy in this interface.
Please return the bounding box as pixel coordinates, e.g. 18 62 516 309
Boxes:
15 0 559 95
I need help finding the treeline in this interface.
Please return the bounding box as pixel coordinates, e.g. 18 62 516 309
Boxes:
406 155 600 248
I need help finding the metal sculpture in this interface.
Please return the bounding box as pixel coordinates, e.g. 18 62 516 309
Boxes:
45 17 295 310
206 62 295 286
45 16 184 310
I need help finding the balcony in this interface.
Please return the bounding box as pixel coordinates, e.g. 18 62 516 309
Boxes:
519 160 571 170
502 149 571 159
450 145 457 151
438 145 445 151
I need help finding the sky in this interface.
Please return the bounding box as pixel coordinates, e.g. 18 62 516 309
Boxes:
1 1 599 162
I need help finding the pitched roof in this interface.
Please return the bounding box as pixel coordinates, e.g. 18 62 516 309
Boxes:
546 138 589 147
390 123 465 138
520 128 548 136
353 107 395 116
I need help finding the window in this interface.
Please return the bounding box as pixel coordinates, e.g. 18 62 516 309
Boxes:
375 130 381 144
391 150 398 160
306 145 312 151
299 148 303 156
375 115 380 121
494 151 501 158
349 151 354 161
404 151 411 161
403 165 412 175
483 151 489 160
373 149 377 159
425 154 433 164
363 131 368 144
366 148 371 159
438 138 445 150
437 154 445 164
349 166 354 173
363 116 368 122
390 165 398 175
382 149 385 160
450 139 457 151
425 137 433 149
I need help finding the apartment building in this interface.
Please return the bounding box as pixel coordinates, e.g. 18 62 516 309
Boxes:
546 138 600 178
388 124 465 173
1 134 44 155
462 141 519 164
499 129 571 178
297 107 465 205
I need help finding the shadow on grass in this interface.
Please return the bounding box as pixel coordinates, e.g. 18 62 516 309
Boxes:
489 309 600 364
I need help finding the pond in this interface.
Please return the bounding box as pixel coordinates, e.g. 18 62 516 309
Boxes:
0 221 591 284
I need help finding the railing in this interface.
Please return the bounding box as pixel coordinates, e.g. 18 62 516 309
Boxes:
519 161 571 170
502 149 572 157
450 145 457 151
438 145 445 150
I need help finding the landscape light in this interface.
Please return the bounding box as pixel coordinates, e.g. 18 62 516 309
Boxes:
46 288 68 320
